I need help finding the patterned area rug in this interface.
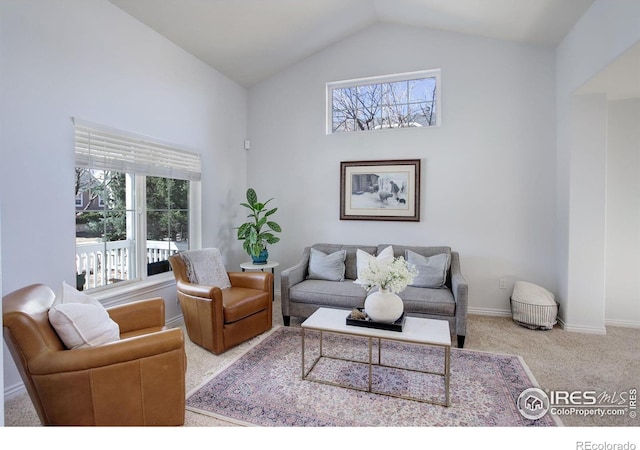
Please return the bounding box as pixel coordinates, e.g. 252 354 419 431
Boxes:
186 326 560 427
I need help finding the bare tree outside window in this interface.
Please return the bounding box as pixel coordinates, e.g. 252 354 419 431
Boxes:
329 70 440 133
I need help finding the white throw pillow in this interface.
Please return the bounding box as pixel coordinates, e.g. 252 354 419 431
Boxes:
355 245 394 282
307 248 346 281
48 282 120 350
406 250 451 288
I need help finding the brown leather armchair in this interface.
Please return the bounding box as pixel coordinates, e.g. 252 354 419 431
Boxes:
2 284 186 426
169 254 272 355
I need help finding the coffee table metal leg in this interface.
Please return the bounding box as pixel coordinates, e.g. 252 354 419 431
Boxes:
368 337 373 392
445 345 451 406
302 329 323 380
301 328 305 379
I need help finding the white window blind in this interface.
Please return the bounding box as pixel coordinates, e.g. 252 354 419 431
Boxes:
73 118 201 181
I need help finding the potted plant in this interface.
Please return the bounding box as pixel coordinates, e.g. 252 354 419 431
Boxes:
236 188 282 264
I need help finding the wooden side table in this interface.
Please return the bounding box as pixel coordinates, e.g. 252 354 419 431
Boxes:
240 261 279 300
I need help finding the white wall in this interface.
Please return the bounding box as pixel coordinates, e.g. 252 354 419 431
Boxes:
1 0 248 396
248 22 557 315
605 99 640 327
556 0 640 331
566 94 608 332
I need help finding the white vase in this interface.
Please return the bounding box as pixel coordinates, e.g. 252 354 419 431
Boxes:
364 288 404 323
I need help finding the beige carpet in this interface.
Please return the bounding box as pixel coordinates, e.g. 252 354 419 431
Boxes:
4 296 639 428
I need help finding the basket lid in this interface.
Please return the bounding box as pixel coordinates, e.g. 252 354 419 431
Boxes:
511 281 555 306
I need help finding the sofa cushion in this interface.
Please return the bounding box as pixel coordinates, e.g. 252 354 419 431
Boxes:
399 285 455 316
355 245 394 283
378 244 451 260
307 248 346 281
312 244 377 280
290 279 366 308
380 244 452 285
222 287 270 323
406 250 451 288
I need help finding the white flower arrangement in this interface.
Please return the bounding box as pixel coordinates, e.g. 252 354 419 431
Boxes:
354 256 418 294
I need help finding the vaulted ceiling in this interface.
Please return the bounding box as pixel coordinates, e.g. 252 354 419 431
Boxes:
109 0 596 87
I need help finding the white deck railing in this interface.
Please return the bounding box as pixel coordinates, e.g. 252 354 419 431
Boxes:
75 240 188 290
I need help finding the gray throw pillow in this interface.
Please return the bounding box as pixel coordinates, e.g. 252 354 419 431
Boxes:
406 250 450 288
308 248 346 281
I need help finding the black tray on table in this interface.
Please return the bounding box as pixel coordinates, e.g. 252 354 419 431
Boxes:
346 308 406 332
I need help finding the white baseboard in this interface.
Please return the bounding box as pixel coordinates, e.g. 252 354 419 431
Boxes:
556 316 607 334
467 306 512 317
561 324 607 334
469 307 640 332
605 318 640 329
166 313 185 328
557 316 639 333
4 381 26 401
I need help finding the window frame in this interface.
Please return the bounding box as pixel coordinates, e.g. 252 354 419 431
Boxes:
75 192 83 207
73 119 201 294
326 69 441 134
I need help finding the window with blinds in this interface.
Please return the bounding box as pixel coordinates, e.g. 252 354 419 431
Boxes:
73 119 201 181
73 119 200 291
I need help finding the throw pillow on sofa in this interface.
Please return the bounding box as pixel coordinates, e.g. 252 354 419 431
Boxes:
406 250 450 288
308 248 346 281
355 245 394 283
48 282 121 350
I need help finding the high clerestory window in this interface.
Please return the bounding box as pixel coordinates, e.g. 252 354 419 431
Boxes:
327 69 441 134
73 119 201 291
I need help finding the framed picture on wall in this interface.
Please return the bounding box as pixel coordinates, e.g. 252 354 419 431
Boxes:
340 159 420 221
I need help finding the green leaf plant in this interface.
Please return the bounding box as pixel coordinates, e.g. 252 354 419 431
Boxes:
236 188 282 257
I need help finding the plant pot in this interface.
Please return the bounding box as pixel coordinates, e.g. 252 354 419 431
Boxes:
76 272 86 291
251 248 269 265
364 288 404 323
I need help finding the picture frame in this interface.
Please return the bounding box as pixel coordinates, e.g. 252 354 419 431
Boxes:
340 159 420 221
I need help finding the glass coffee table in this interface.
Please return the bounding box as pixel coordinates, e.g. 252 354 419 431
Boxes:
301 307 451 406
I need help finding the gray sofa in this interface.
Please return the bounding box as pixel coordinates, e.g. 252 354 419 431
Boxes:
280 243 469 347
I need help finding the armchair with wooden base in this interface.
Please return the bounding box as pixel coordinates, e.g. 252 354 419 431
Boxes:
2 284 186 426
169 249 272 355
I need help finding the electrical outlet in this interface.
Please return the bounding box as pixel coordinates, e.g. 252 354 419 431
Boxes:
499 278 507 289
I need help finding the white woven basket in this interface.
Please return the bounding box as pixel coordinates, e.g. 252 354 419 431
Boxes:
510 281 558 330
